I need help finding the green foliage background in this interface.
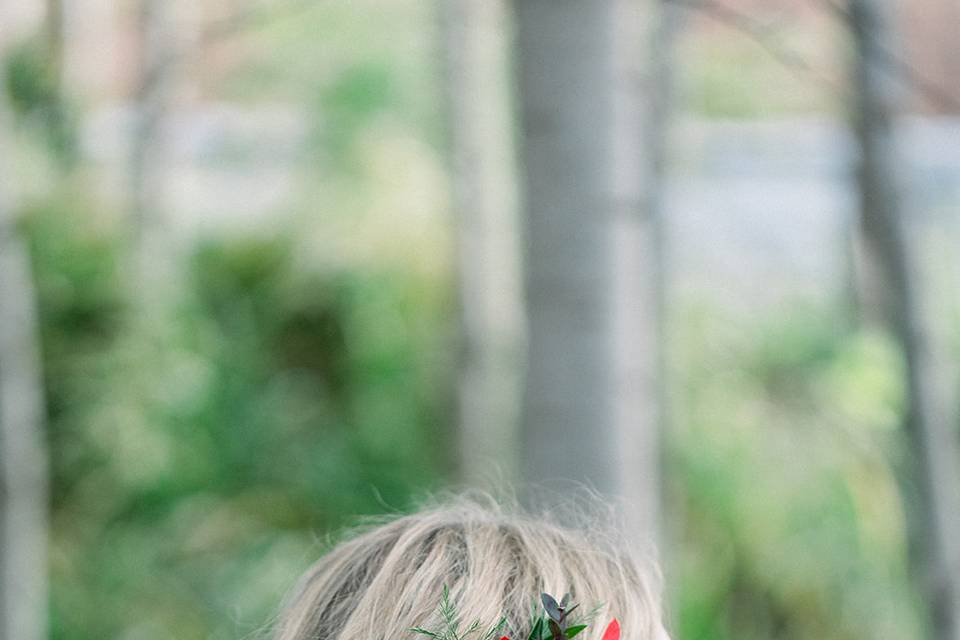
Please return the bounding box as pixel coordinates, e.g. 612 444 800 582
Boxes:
4 1 939 638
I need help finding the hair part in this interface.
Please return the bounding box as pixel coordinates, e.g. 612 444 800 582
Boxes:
270 494 666 640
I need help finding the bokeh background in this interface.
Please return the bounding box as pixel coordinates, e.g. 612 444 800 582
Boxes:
1 1 959 639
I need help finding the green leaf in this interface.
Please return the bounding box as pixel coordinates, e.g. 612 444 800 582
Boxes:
564 625 588 638
526 617 543 640
541 620 554 640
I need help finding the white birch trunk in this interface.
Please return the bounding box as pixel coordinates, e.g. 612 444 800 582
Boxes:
441 0 525 488
514 0 661 541
0 59 50 640
849 1 960 637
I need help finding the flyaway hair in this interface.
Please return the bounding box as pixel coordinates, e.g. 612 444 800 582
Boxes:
269 495 667 640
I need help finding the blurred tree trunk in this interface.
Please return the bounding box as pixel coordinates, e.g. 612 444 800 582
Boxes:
130 0 179 308
43 0 79 171
848 1 960 637
441 0 525 487
902 0 960 114
638 0 684 549
0 59 50 640
643 0 683 240
45 0 64 88
513 0 661 539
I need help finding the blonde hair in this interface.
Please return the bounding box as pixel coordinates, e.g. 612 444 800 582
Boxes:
270 496 667 640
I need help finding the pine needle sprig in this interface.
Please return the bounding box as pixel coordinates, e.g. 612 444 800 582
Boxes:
411 586 507 640
481 618 508 640
440 585 459 638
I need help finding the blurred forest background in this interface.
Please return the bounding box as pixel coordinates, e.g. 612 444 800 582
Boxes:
1 0 960 639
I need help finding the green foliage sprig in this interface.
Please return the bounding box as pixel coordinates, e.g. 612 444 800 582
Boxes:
411 585 507 640
411 589 600 640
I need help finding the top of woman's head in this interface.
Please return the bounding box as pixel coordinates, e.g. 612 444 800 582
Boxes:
271 494 668 640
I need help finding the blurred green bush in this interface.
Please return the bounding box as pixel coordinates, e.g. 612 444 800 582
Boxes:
668 306 923 640
25 201 451 639
4 36 77 167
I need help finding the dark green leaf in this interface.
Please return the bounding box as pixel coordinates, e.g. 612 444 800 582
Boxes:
526 617 543 640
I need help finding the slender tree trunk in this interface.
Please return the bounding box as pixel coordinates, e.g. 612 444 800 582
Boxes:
46 0 65 89
902 0 960 114
634 0 684 547
513 0 660 540
643 0 684 244
130 0 178 309
848 1 960 638
610 0 664 542
441 0 525 488
0 60 50 640
43 0 80 171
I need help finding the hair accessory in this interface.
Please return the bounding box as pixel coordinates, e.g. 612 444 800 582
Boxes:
411 588 620 640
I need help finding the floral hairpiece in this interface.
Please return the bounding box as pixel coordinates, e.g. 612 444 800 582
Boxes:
411 588 620 640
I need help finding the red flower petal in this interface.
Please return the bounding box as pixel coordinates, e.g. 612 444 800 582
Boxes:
499 637 510 640
601 619 620 640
